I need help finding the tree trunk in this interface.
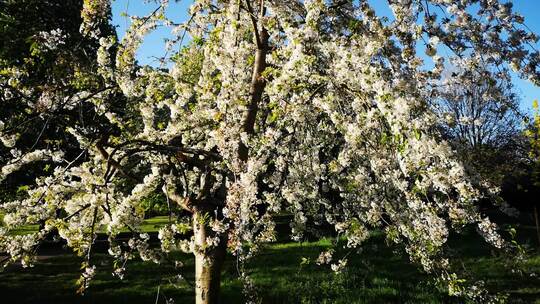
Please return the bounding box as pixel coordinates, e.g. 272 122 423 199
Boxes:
193 211 227 304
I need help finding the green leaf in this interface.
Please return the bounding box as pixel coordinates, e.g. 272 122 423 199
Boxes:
17 185 30 194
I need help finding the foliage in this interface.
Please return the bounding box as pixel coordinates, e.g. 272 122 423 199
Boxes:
525 100 540 187
0 0 116 199
140 193 170 217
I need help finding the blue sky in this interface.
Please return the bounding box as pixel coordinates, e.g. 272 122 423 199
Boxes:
111 0 540 112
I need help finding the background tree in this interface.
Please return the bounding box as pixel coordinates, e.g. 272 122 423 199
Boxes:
1 1 539 303
520 100 540 244
432 63 527 215
436 65 521 149
0 0 117 200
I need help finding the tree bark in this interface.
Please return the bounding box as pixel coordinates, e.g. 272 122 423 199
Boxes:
238 1 268 163
192 3 268 303
193 210 227 304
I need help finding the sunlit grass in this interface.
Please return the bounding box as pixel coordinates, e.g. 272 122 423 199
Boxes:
0 225 539 304
0 214 172 235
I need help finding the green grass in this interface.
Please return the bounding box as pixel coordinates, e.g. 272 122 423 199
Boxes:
135 215 171 233
1 212 540 303
0 214 171 235
0 213 39 235
0 228 539 304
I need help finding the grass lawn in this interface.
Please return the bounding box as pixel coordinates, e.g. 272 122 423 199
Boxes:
0 214 172 235
0 219 539 304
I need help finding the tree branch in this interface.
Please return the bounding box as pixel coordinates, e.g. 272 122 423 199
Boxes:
238 0 268 162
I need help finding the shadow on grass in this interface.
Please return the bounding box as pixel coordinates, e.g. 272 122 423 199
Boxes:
0 230 539 304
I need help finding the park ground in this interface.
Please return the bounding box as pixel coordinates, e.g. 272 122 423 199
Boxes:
0 214 539 304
